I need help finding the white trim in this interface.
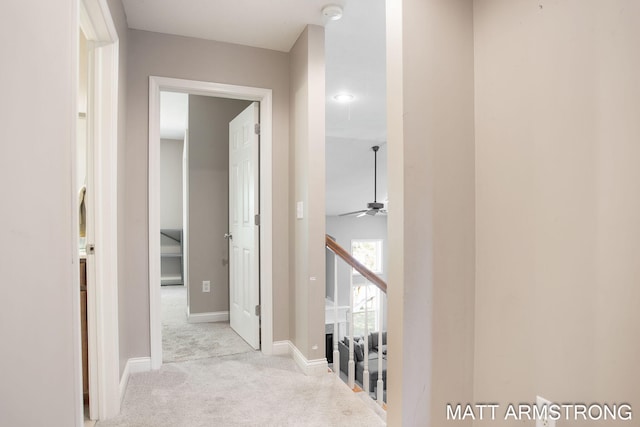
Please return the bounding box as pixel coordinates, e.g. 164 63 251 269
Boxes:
272 341 329 376
149 79 162 369
91 39 121 420
187 311 229 323
119 357 152 404
291 343 329 376
149 77 275 371
182 129 190 291
81 0 118 41
70 3 82 426
78 0 120 422
272 340 292 356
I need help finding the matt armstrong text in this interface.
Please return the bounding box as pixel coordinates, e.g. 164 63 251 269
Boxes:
446 402 632 422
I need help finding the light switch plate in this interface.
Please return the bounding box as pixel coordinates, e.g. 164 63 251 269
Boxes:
296 201 304 219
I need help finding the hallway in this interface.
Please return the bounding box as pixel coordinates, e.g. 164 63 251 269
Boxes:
96 350 385 426
161 286 253 362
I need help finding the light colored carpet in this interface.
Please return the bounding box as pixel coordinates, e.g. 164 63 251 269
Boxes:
161 285 254 363
97 351 386 427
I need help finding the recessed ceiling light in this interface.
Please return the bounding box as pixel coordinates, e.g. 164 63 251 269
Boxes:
333 93 354 103
322 4 343 21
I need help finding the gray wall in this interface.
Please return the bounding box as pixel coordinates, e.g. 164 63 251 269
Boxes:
288 26 327 360
473 0 640 422
0 0 81 424
160 139 184 229
386 0 476 425
187 95 251 314
123 29 291 363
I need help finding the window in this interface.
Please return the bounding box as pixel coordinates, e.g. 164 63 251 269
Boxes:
351 239 383 275
352 284 380 336
350 239 383 336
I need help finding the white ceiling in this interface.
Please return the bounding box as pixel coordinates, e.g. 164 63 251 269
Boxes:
140 0 387 216
325 0 387 215
121 0 347 52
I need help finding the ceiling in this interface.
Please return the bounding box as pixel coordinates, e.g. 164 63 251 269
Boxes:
121 0 347 52
144 0 387 216
324 0 387 215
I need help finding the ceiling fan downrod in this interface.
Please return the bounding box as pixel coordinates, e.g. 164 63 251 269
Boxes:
373 145 379 203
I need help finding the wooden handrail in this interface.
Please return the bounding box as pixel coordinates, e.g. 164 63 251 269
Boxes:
325 235 387 294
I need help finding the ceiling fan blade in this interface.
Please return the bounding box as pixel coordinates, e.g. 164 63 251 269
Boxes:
357 211 369 218
366 209 377 216
339 209 368 217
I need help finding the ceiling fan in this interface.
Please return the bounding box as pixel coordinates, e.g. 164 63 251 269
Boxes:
339 145 387 217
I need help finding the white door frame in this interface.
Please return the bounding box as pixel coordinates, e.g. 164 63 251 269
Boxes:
77 0 121 421
148 76 275 370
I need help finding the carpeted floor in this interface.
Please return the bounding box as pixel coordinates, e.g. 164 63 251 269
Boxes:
161 285 254 363
97 351 386 427
98 286 386 426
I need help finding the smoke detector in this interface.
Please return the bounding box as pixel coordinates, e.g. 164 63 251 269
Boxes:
322 4 343 21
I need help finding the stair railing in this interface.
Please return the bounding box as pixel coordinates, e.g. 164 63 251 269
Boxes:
325 235 387 405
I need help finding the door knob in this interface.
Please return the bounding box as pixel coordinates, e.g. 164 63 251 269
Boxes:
224 233 233 240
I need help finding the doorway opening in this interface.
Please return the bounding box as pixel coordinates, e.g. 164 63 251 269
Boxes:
158 91 258 362
75 0 121 422
324 0 389 402
149 77 275 370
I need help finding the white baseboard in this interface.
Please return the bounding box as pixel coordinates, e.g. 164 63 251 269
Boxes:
272 340 328 376
291 344 328 376
187 311 229 323
119 357 151 404
272 340 291 356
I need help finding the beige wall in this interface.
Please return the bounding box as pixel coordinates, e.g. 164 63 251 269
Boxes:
289 25 327 360
77 31 89 191
473 1 640 425
187 95 250 314
386 0 476 425
123 29 290 361
0 0 79 425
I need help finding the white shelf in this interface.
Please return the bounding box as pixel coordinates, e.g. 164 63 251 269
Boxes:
160 229 183 285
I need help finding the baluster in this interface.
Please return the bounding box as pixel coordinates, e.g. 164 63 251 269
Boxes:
363 282 370 393
348 271 355 389
377 291 384 404
333 252 340 375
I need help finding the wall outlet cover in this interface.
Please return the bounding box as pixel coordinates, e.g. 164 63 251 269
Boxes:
536 396 556 427
202 280 210 292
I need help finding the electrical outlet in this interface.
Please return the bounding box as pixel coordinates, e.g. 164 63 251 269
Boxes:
202 281 210 292
536 396 556 427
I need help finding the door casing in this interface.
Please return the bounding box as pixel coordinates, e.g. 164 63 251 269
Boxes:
148 76 275 369
75 0 121 422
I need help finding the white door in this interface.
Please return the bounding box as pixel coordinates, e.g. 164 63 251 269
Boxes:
229 102 260 349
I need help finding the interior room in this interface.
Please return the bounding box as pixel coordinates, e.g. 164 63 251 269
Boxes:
159 90 255 363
